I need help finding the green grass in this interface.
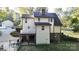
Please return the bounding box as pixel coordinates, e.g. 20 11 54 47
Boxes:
18 29 79 51
18 41 79 51
62 30 79 39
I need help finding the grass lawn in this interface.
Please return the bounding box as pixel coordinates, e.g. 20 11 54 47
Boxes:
18 41 79 51
18 30 79 51
62 30 79 39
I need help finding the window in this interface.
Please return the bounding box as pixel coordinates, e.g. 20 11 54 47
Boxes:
38 18 40 22
42 26 44 30
28 26 30 29
48 18 53 22
25 19 27 23
0 45 3 49
42 9 46 15
51 18 52 22
48 18 50 22
17 40 19 43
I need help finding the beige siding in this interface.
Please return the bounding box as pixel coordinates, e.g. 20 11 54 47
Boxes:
54 26 61 33
50 18 54 33
35 18 48 22
21 18 35 34
36 26 50 44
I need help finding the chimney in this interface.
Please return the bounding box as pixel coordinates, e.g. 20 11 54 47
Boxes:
42 8 46 15
41 7 48 15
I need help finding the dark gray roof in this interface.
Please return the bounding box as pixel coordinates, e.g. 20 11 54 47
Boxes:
54 14 62 26
22 14 34 18
35 22 51 26
34 12 56 18
22 12 62 26
34 12 62 26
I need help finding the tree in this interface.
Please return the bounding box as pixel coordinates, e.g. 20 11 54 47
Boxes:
19 7 34 16
0 7 13 22
0 10 7 21
27 7 34 15
54 7 76 28
55 7 79 32
19 7 27 16
54 8 63 15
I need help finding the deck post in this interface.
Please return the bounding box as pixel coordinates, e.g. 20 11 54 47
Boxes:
26 35 29 45
34 35 36 45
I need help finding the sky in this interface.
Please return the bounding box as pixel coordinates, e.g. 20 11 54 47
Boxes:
0 0 79 7
9 7 68 13
0 0 79 13
9 7 55 13
0 0 78 13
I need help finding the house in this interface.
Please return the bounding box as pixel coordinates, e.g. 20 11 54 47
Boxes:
0 20 18 51
2 20 14 28
20 8 62 45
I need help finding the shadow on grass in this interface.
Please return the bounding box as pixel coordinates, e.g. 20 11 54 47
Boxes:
61 33 79 42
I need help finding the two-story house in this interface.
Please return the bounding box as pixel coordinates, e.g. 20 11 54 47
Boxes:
20 8 62 45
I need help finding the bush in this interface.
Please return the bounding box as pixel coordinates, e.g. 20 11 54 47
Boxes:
72 24 79 32
16 25 22 32
16 28 21 32
72 27 79 32
10 31 20 37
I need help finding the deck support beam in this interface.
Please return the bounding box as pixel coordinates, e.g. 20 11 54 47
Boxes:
26 35 29 45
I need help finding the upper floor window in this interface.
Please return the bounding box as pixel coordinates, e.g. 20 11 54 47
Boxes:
25 19 27 23
42 26 44 30
51 18 53 22
42 8 46 15
48 18 53 22
28 26 30 29
38 18 40 22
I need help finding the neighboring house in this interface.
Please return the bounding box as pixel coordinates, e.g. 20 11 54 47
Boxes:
20 8 62 45
0 20 19 50
2 20 14 28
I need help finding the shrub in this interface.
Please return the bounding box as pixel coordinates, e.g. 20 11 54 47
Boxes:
16 25 22 32
10 31 20 37
72 24 79 32
72 27 79 32
16 28 21 32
